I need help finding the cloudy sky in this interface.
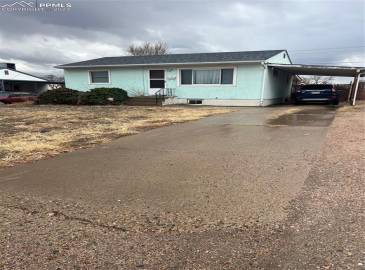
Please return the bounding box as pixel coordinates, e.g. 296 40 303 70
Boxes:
0 0 364 77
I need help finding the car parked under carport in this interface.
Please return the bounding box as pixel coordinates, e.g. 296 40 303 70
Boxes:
267 63 365 105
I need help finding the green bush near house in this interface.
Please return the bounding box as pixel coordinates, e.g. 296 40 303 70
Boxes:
36 87 129 105
80 88 129 105
37 88 81 105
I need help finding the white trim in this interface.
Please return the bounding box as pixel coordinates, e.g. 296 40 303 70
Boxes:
177 66 237 87
57 60 263 69
260 63 267 106
352 72 364 106
88 70 111 85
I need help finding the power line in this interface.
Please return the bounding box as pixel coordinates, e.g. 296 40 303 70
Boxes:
301 61 365 65
288 46 365 52
293 50 365 55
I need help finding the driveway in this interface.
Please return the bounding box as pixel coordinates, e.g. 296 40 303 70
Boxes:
0 105 341 269
0 106 335 223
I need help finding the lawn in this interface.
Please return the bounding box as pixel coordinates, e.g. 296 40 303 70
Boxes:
0 105 233 167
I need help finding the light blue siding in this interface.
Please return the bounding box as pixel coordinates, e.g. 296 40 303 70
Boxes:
64 64 264 100
166 64 263 100
263 67 292 100
263 51 293 101
64 68 148 96
62 51 293 105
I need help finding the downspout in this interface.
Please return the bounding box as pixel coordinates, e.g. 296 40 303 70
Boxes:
260 62 267 106
142 68 146 95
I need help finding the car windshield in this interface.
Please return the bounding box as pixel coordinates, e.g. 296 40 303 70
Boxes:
301 84 333 90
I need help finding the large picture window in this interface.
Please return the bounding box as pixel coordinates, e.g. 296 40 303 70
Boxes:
149 70 165 88
180 68 234 85
89 70 109 83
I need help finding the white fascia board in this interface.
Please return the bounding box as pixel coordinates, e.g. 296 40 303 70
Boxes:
56 60 263 69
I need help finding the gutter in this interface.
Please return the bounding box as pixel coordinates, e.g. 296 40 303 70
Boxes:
55 60 264 69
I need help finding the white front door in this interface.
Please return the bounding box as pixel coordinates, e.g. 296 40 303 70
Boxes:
149 70 165 95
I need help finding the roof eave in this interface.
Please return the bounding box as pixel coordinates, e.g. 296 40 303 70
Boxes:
55 60 264 69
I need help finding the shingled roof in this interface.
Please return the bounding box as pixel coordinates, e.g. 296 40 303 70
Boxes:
57 50 286 68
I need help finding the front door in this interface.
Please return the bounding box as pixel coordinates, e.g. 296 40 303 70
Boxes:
149 70 165 95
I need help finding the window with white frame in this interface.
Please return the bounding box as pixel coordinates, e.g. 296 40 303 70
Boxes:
89 70 109 83
180 68 234 85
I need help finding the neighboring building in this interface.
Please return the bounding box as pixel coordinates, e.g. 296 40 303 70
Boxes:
0 63 49 94
57 50 292 106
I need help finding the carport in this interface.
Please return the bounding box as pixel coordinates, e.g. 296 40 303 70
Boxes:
268 64 365 105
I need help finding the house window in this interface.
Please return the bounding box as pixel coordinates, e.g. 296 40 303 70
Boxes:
181 69 192 85
4 70 9 75
193 69 220 84
221 69 234 84
90 71 109 83
180 68 234 85
149 70 165 88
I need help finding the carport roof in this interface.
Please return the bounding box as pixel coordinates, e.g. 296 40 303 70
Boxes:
268 63 365 77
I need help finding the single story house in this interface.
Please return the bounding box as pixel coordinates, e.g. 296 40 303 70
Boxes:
57 50 294 106
0 63 50 94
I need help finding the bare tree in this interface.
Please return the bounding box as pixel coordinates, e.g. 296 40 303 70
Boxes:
127 41 168 56
301 75 334 84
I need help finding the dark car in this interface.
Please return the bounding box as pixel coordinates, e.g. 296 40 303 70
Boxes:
0 91 37 104
294 84 339 105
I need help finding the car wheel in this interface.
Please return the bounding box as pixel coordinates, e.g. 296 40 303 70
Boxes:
332 99 339 105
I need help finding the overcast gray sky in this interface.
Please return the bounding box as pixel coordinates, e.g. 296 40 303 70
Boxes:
0 0 364 77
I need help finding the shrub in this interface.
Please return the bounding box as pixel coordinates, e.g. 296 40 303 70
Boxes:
80 88 128 105
37 88 80 105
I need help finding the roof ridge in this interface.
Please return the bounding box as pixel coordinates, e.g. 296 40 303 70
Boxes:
105 49 286 59
56 49 286 68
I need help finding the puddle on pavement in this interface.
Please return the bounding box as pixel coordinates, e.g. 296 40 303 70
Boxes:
267 107 336 127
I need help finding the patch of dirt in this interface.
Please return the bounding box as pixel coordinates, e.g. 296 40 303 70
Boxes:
259 103 365 269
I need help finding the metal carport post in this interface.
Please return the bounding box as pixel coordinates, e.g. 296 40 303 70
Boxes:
350 72 365 106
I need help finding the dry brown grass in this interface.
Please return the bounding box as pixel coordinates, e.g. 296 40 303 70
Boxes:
0 105 233 167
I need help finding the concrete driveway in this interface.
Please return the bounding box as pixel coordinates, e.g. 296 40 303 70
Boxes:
0 105 336 227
